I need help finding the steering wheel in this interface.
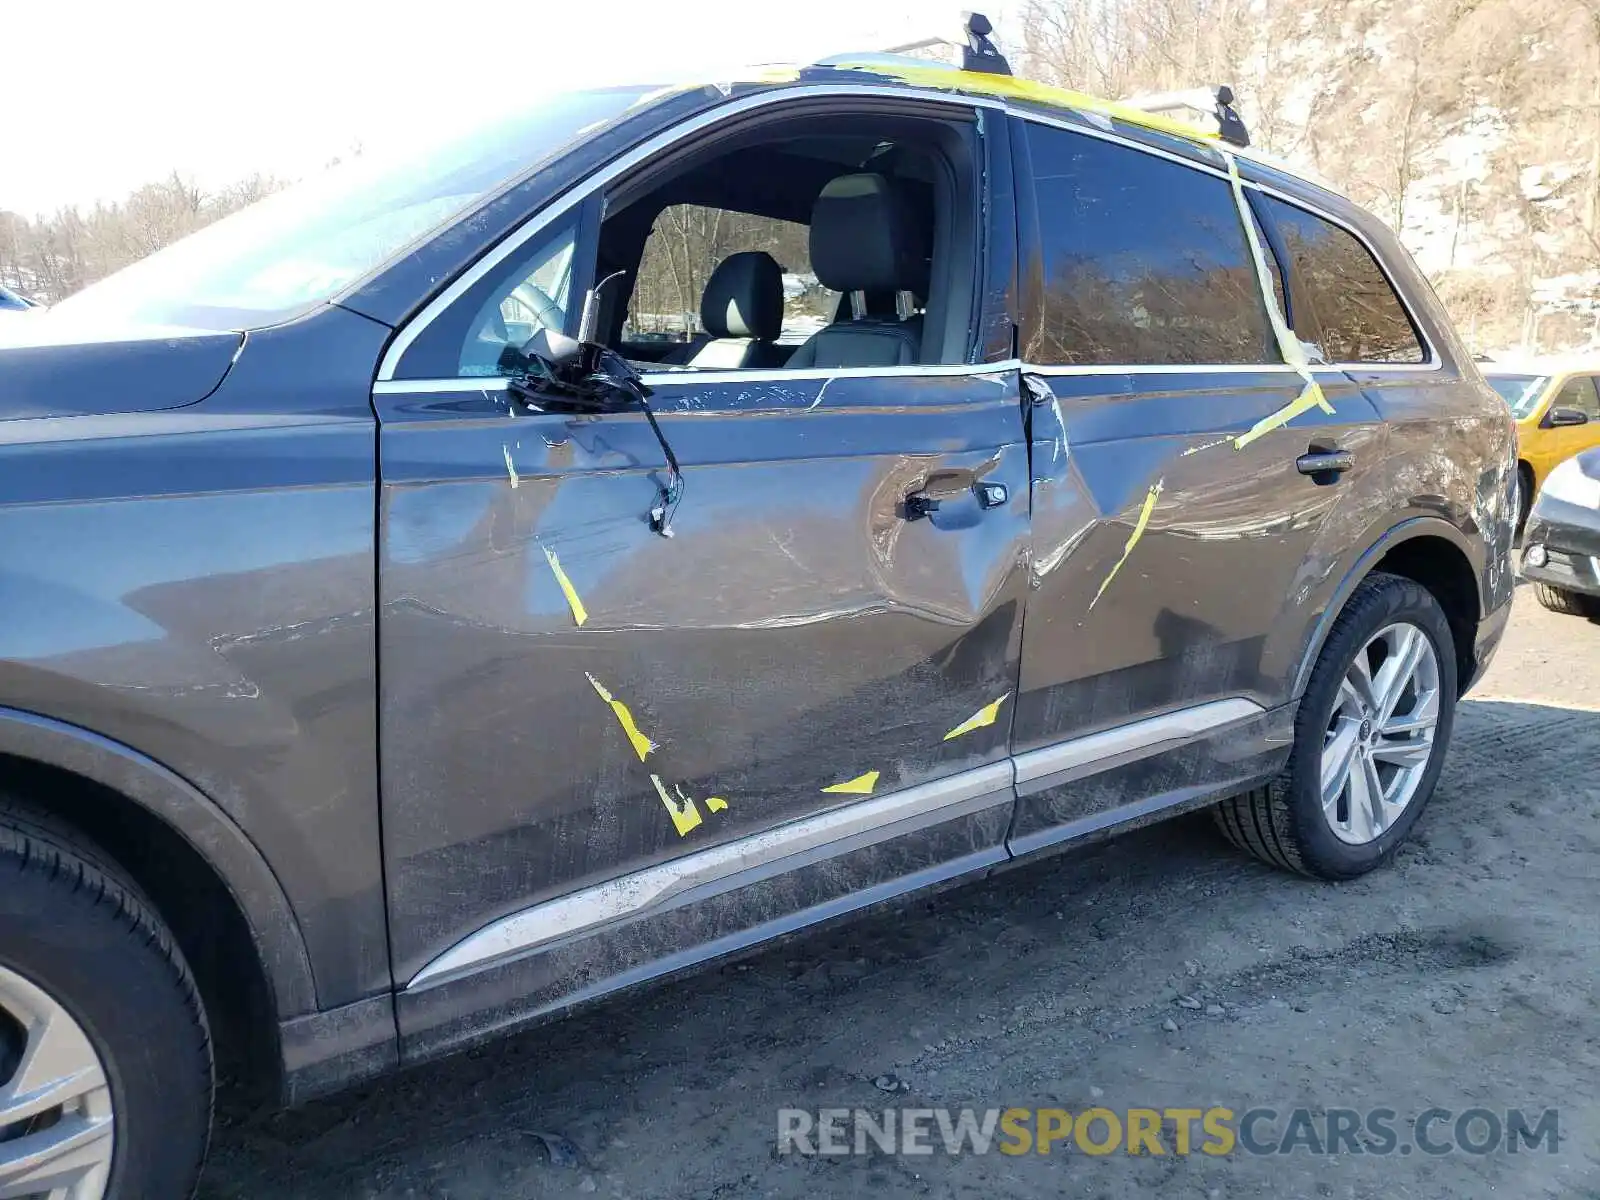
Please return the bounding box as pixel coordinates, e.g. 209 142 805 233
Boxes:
510 282 564 335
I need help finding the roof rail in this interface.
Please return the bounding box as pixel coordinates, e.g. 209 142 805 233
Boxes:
1119 86 1251 148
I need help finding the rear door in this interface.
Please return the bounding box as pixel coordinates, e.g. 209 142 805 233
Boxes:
1008 114 1387 853
373 95 1030 1047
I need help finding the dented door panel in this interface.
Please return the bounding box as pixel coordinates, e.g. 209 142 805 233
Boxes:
376 368 1028 985
1011 367 1385 843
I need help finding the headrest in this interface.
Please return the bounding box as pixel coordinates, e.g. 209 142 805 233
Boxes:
809 173 921 295
700 251 783 341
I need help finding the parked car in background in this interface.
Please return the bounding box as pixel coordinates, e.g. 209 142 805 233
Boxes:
1482 359 1600 529
1522 445 1600 616
0 28 1515 1199
0 286 41 315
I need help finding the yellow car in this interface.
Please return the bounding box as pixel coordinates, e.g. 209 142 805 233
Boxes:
1483 360 1600 528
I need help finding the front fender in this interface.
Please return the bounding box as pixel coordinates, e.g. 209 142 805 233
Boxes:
0 704 317 1016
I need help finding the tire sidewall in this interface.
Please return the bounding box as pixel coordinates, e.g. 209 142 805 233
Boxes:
1284 575 1458 878
0 831 211 1200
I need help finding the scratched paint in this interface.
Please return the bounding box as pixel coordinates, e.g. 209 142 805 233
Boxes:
823 770 880 796
651 775 702 836
1233 380 1334 450
1089 480 1163 610
501 444 519 488
586 673 657 761
543 545 589 627
942 693 1011 741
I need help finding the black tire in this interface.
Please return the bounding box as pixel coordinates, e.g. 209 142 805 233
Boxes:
1533 581 1600 618
1214 571 1458 879
0 802 212 1199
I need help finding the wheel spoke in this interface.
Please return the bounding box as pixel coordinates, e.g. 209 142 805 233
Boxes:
1321 719 1361 811
0 1111 113 1200
1346 651 1379 713
1371 737 1434 768
1343 747 1376 841
0 1011 105 1128
1383 683 1439 735
1359 751 1388 835
1372 627 1426 725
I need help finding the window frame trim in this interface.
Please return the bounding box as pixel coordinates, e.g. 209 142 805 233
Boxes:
1009 107 1440 375
377 83 1005 382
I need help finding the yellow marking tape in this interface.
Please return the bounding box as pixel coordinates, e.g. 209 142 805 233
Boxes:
543 545 588 627
1089 481 1163 610
502 444 519 489
943 693 1011 741
705 796 729 812
1221 150 1333 449
830 61 1220 147
823 770 880 796
651 775 703 836
586 672 656 761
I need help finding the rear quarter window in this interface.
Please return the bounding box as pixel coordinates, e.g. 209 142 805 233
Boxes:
1259 196 1425 365
1023 122 1273 367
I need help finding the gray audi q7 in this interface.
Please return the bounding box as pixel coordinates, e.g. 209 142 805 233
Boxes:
0 43 1515 1200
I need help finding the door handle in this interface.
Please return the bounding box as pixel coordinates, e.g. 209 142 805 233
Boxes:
902 478 1009 521
1295 449 1354 483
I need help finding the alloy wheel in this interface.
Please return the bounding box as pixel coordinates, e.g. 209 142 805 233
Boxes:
0 964 114 1200
1320 621 1442 846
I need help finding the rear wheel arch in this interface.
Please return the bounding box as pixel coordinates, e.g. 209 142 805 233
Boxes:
0 708 317 1094
1294 520 1481 700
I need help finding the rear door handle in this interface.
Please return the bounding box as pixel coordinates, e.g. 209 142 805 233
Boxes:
1295 450 1355 482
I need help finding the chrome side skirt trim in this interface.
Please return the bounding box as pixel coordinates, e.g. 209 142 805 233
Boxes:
406 695 1266 992
1013 697 1264 796
407 759 1013 990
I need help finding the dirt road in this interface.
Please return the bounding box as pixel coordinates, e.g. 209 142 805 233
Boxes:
201 582 1600 1198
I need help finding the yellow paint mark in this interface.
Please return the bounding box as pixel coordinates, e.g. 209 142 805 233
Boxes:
543 545 588 627
942 693 1011 741
586 672 656 761
1089 481 1163 610
651 775 702 836
1232 378 1333 450
705 796 729 812
823 770 880 796
830 61 1220 147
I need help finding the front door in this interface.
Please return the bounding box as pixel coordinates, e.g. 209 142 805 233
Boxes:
372 98 1030 1048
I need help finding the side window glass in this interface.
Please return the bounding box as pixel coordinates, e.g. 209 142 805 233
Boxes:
394 216 580 379
623 204 837 349
1555 376 1600 419
1260 196 1424 365
1023 122 1273 366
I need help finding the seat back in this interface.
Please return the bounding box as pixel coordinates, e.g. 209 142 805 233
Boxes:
660 251 787 369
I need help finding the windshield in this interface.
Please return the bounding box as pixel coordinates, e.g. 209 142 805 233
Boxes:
49 85 655 331
1485 374 1550 418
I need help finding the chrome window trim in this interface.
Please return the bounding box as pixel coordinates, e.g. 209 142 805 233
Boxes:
407 759 1014 990
377 83 1003 382
1010 107 1442 375
405 695 1265 992
372 360 1023 395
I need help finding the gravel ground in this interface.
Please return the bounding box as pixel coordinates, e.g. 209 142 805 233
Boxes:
201 581 1600 1199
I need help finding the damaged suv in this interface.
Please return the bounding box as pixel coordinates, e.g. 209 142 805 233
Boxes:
0 32 1514 1199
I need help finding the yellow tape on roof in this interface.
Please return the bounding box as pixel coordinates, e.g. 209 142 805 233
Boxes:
827 61 1221 147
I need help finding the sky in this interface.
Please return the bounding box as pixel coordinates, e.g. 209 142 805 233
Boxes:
2 0 1020 218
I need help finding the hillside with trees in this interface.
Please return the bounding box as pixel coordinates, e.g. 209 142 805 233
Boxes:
4 0 1598 355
